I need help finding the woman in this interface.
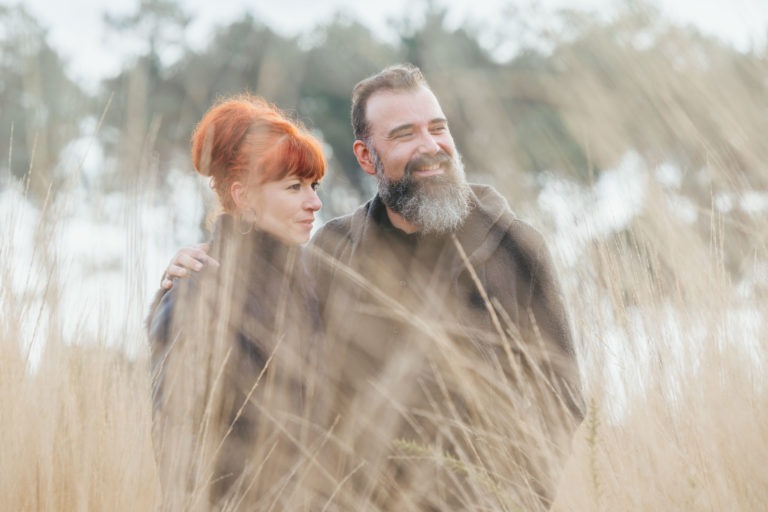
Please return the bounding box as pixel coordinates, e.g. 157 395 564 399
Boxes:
147 94 327 511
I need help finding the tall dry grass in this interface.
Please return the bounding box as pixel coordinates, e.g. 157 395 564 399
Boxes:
0 179 159 510
3 161 766 511
553 181 768 511
2 26 768 512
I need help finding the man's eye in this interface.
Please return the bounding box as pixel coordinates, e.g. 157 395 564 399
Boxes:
393 132 413 139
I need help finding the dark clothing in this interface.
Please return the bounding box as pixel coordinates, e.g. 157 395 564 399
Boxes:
147 215 324 511
307 183 583 509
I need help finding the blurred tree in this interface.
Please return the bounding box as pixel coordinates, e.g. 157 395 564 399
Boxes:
100 0 192 192
388 1 590 203
301 14 402 215
0 5 88 202
539 1 768 279
101 10 316 193
104 0 191 80
544 3 768 189
168 14 307 131
92 0 768 275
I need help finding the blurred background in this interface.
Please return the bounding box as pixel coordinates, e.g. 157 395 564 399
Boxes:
1 0 766 388
3 1 768 509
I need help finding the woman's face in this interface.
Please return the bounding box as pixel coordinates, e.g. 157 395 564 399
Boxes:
246 175 322 245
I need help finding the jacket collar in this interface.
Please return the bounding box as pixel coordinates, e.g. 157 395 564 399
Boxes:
348 183 516 273
210 214 297 273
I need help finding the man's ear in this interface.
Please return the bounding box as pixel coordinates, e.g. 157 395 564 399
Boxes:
353 140 377 176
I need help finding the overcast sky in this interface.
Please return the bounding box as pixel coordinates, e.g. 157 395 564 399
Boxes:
10 0 768 89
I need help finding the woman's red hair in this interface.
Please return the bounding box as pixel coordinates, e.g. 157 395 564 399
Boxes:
191 94 326 213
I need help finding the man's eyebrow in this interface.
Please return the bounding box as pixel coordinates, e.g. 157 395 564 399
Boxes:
385 118 448 138
386 123 414 138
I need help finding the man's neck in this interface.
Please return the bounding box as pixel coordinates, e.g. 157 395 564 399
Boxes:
385 206 420 234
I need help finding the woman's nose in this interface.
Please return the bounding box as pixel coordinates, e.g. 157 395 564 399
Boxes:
303 189 322 211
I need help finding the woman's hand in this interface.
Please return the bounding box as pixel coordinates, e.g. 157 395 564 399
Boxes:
160 243 220 290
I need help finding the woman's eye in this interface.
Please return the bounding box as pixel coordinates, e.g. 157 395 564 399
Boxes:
288 183 301 191
311 182 320 191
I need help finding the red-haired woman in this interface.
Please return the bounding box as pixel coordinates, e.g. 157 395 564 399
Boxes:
147 94 327 510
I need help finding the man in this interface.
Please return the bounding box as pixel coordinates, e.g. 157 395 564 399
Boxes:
306 64 583 510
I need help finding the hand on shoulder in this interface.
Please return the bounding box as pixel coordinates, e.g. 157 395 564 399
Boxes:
160 243 220 290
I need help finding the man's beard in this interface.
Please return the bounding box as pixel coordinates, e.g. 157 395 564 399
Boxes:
372 148 473 235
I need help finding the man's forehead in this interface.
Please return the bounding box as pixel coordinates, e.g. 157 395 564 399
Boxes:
366 86 445 130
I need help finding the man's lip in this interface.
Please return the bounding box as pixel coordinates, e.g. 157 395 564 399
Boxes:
412 166 444 177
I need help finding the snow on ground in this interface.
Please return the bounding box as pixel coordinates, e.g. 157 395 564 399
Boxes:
1 156 210 369
535 152 766 419
2 145 765 405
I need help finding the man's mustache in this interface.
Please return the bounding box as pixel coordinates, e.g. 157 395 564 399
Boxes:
404 151 453 177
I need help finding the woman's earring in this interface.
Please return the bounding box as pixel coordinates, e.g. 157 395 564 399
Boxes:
238 222 252 235
237 210 254 235
247 207 260 232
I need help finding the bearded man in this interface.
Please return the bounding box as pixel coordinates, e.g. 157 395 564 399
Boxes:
307 64 584 510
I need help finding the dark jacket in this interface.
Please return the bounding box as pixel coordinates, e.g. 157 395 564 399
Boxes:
147 215 324 511
306 183 583 509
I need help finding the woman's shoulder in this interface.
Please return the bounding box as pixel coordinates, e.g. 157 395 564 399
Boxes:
146 285 177 348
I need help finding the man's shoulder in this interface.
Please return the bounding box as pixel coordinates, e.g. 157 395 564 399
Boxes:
460 182 551 261
317 212 355 234
312 198 375 246
469 183 514 216
469 182 543 231
309 212 360 261
305 202 374 279
312 211 356 248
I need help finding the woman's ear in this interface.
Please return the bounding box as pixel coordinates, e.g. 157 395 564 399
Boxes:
231 181 259 222
231 181 247 210
353 140 376 176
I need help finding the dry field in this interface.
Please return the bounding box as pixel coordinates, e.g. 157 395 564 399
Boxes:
2 27 767 511
3 161 765 511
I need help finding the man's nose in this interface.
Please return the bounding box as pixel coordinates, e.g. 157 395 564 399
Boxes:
418 131 441 154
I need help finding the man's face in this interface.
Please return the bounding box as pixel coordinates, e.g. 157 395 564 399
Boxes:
363 85 458 183
363 85 471 234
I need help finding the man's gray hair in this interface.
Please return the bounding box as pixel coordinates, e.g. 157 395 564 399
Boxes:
351 63 430 142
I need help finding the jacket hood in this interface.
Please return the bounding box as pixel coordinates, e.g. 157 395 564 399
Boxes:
210 214 297 270
345 183 516 272
453 183 517 270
